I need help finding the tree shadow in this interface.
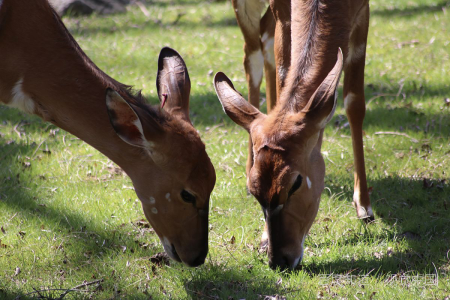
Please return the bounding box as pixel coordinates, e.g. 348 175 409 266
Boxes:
0 114 162 297
63 1 238 38
183 265 300 299
313 174 450 276
371 1 450 18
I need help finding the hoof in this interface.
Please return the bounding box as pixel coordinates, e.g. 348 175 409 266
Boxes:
361 214 375 224
353 202 374 223
258 239 268 254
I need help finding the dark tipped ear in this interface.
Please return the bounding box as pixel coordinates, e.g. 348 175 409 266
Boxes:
213 72 263 132
156 47 191 121
106 89 153 148
301 48 343 129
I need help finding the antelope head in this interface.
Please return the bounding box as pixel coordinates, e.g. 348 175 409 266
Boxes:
214 50 343 270
106 47 216 267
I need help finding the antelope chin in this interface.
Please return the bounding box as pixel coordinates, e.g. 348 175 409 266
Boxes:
161 237 181 262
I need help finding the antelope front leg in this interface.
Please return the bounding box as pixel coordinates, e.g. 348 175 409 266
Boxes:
231 0 266 175
260 7 277 113
270 0 291 98
343 5 373 221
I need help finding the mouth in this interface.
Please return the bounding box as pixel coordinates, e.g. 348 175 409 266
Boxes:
161 237 181 262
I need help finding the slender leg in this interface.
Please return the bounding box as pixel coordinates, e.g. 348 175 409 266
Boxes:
231 0 266 175
343 5 374 221
260 7 277 113
269 0 291 98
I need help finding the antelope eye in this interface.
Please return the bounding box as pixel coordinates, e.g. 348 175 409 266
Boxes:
181 190 196 204
288 175 303 197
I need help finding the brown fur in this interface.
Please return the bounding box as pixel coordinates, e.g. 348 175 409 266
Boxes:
216 0 371 270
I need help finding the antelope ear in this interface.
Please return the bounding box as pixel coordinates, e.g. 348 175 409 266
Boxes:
301 48 343 129
213 72 263 132
106 89 155 148
156 47 191 121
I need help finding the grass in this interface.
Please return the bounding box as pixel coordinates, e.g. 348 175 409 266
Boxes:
1 0 449 298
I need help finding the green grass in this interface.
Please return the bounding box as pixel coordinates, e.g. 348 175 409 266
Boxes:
1 0 450 298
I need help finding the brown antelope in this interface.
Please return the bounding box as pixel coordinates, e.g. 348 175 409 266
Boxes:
215 0 373 270
0 0 216 267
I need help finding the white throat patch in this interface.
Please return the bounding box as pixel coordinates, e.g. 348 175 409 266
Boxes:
9 78 35 114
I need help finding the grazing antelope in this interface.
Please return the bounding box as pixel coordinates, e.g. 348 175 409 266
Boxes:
215 0 372 270
0 0 215 267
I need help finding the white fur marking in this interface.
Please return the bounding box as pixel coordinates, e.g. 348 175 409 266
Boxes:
306 176 312 189
261 228 268 242
367 206 373 217
9 78 35 114
272 204 284 216
248 50 264 87
291 237 305 269
263 37 275 69
165 193 171 202
354 190 361 204
163 237 170 247
261 32 269 44
149 197 156 204
133 119 144 136
346 43 366 65
132 118 155 149
151 207 158 214
161 236 174 259
354 191 373 218
277 66 287 82
344 92 356 111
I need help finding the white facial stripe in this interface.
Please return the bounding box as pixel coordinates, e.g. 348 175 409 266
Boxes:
9 78 35 114
149 197 156 204
306 176 312 189
151 207 158 214
248 50 264 87
165 193 171 201
346 42 366 65
272 204 284 216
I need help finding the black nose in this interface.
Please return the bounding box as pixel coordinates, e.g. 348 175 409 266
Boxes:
186 251 207 267
269 255 289 271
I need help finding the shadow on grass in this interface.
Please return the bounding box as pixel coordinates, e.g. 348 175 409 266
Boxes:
0 108 162 298
61 0 450 39
183 265 305 299
371 0 450 18
312 174 450 277
66 15 238 38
